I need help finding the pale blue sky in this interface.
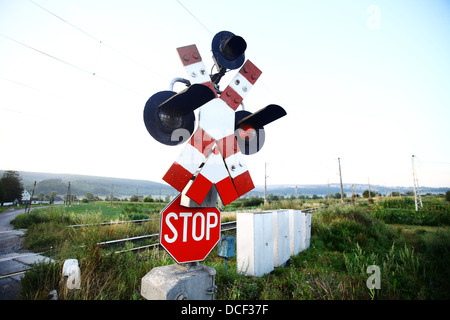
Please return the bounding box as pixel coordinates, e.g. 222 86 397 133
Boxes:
1 0 449 187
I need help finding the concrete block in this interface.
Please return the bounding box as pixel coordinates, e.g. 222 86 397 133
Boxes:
141 263 216 300
14 254 54 265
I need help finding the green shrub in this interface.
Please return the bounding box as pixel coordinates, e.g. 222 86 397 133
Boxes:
372 207 450 226
381 197 415 209
242 197 264 207
11 207 72 229
421 229 450 299
20 261 61 300
312 205 396 252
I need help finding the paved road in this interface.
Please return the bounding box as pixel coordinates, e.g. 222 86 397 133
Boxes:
0 206 53 300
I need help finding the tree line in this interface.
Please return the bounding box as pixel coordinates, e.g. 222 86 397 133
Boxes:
0 170 24 205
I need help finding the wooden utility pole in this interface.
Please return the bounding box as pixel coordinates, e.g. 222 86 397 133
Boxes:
27 181 36 214
368 177 371 200
66 182 71 207
338 158 344 203
351 184 355 204
264 163 268 204
327 178 330 200
110 184 114 207
412 155 423 211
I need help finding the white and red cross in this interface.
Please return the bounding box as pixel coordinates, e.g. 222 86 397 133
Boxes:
162 44 262 206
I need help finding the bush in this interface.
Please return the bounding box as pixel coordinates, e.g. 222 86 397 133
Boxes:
421 229 450 299
372 207 450 226
381 197 415 209
143 196 154 202
121 204 152 220
20 261 61 300
312 205 396 253
242 197 264 207
343 243 423 299
11 207 72 229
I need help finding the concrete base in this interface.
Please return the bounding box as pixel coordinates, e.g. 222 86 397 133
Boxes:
141 263 216 300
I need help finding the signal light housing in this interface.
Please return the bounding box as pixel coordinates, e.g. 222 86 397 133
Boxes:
212 31 247 71
234 104 287 155
234 110 264 155
143 84 216 146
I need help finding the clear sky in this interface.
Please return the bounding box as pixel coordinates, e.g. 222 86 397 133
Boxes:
1 0 449 188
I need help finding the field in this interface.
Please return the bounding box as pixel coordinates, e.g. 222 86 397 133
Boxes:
10 196 450 300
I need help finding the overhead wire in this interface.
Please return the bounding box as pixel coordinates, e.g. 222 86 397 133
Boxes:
0 0 169 98
27 0 167 81
0 33 92 76
27 0 101 43
4 1 288 105
175 0 213 35
0 33 147 97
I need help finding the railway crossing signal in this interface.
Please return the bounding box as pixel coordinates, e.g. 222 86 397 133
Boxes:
143 30 286 263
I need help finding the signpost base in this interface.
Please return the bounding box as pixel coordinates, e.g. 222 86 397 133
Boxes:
140 263 217 300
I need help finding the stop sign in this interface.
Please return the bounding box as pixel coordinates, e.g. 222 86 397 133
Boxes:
160 194 221 263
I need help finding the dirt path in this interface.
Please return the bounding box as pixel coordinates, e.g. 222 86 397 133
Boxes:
0 207 53 300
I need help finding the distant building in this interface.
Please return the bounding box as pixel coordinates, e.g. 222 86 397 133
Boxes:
53 195 64 205
21 189 31 202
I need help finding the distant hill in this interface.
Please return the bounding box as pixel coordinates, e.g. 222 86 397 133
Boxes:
248 183 449 197
0 170 176 199
1 170 448 200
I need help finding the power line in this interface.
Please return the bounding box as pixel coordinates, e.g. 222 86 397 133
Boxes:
175 0 213 35
27 0 167 81
28 0 101 43
0 76 64 99
0 33 92 75
0 33 147 97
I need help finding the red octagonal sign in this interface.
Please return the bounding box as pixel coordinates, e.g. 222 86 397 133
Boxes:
160 194 221 263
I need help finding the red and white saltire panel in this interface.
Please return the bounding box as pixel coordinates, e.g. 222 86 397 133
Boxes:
185 147 238 206
163 46 262 205
176 45 217 96
219 60 262 111
211 60 261 199
216 134 255 198
184 61 261 205
162 128 214 192
162 45 217 192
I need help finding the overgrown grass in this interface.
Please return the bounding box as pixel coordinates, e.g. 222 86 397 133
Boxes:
212 204 449 300
13 198 450 300
372 197 450 226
